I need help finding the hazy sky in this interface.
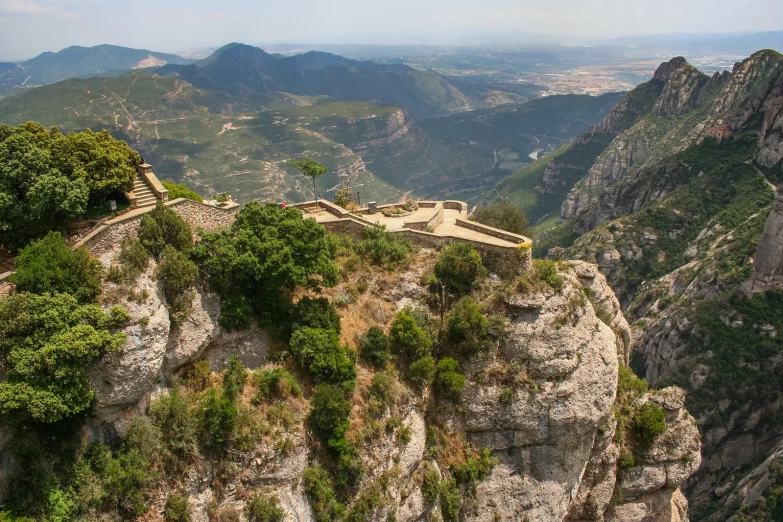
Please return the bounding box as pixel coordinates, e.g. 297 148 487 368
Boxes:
1 0 782 60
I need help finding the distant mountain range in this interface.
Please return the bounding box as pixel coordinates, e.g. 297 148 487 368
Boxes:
155 43 506 117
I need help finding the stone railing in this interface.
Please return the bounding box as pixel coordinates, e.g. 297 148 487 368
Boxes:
403 202 443 231
75 198 239 254
138 163 169 201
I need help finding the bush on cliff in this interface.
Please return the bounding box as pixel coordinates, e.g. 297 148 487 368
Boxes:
10 231 102 303
290 327 356 386
0 292 128 424
631 402 666 452
435 242 487 295
355 224 411 268
138 201 193 257
162 180 203 203
471 203 529 235
193 202 338 329
389 309 431 361
359 326 390 369
157 245 199 312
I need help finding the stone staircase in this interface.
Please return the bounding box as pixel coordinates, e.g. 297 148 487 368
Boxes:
132 172 159 208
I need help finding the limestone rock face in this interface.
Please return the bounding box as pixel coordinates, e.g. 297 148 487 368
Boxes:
743 187 783 294
652 62 709 117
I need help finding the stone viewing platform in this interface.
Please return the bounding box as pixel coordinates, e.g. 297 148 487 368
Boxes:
292 199 533 278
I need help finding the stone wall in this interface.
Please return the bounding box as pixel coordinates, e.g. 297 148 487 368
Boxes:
77 199 239 255
403 203 443 231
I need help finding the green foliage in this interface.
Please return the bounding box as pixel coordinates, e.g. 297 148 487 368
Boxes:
451 447 499 496
303 465 345 522
116 236 149 280
439 479 462 522
369 371 397 403
308 384 351 445
246 494 285 522
389 309 431 360
333 188 351 208
436 358 466 396
471 203 529 235
165 494 191 522
290 327 357 385
199 388 238 449
434 243 487 295
187 360 211 391
631 402 666 453
422 465 441 504
409 356 436 387
252 366 301 401
445 296 492 356
194 202 338 328
10 231 102 303
162 179 203 203
157 244 199 308
518 259 564 293
222 355 248 402
97 443 158 518
138 201 193 257
355 224 411 268
294 296 341 334
0 292 127 423
289 158 328 201
359 326 390 369
0 122 140 248
148 387 198 459
733 459 783 521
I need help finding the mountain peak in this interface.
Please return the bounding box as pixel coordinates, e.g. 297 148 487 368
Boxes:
653 56 688 82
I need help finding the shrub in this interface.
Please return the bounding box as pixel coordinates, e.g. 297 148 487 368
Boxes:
409 356 436 387
422 465 441 503
289 327 356 385
253 367 301 401
390 310 431 360
10 231 102 303
157 244 199 309
308 384 351 444
632 402 666 452
138 201 193 257
356 224 411 268
499 386 515 404
446 296 491 356
335 445 364 490
436 358 467 396
148 387 199 458
359 326 390 369
293 297 341 334
471 204 529 235
519 259 564 293
164 494 191 522
434 243 487 295
223 355 248 402
199 388 238 449
187 360 212 391
162 180 203 203
303 465 345 522
246 494 285 522
439 479 461 522
0 293 127 424
100 445 157 518
219 295 253 331
333 189 351 208
369 371 397 403
118 236 150 279
452 447 499 496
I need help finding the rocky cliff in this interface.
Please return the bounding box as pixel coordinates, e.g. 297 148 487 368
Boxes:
0 240 701 521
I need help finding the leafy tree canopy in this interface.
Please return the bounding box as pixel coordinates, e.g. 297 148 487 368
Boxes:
0 121 141 248
161 180 203 203
138 201 193 257
0 292 128 424
471 203 529 235
193 202 338 327
10 231 102 303
289 158 327 202
435 243 487 296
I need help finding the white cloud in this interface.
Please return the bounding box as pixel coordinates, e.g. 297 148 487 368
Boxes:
0 0 81 16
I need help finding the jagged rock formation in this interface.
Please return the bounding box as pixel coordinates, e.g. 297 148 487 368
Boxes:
561 51 783 235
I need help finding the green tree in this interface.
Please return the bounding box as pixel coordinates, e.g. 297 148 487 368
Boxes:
436 358 466 396
289 158 328 204
10 231 102 303
303 465 345 522
389 309 431 360
157 245 199 308
138 201 193 257
356 224 411 268
359 326 390 369
199 388 238 449
632 402 666 452
409 356 436 387
293 297 341 334
0 122 140 248
193 203 338 327
435 243 487 296
471 204 529 235
446 296 492 356
308 384 351 445
222 355 248 402
289 327 356 385
0 292 128 424
164 494 191 522
246 494 285 522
